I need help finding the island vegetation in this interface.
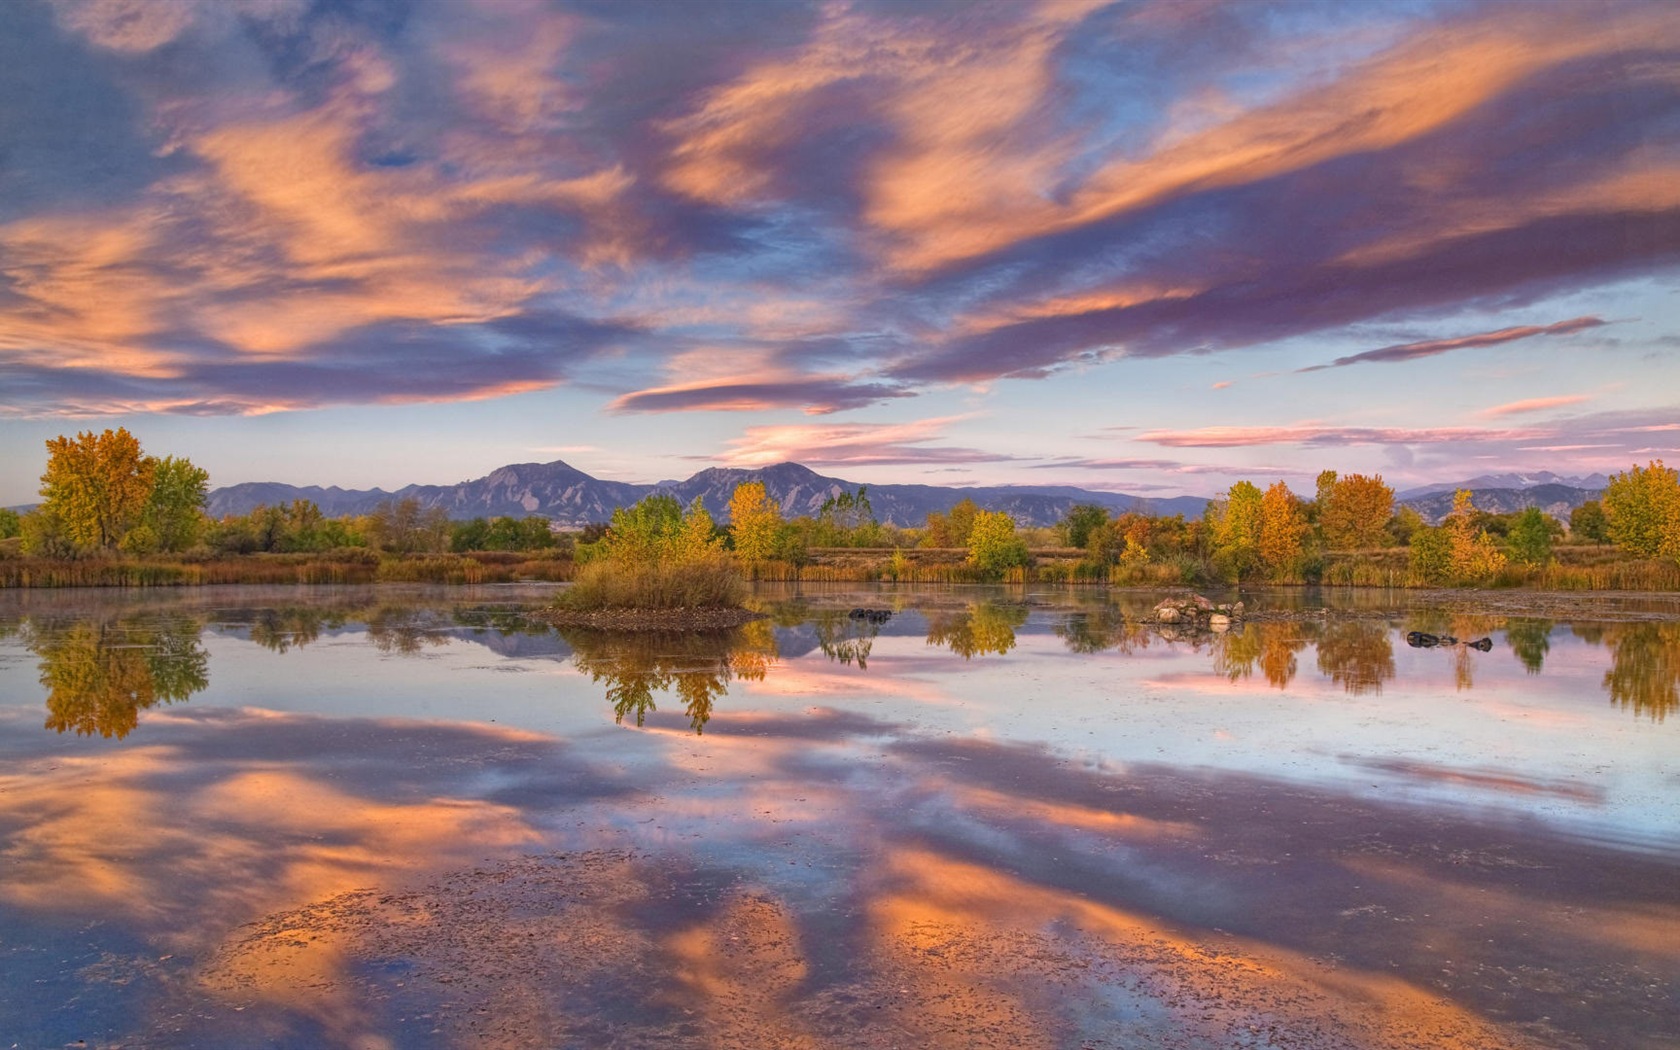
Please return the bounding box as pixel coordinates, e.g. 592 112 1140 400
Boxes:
3 428 1679 593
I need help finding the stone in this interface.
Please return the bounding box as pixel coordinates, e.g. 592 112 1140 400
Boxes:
1157 605 1181 624
1209 614 1231 631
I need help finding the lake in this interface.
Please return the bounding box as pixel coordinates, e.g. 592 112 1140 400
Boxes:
1 583 1676 1049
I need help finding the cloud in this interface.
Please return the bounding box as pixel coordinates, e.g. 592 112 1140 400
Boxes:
1301 317 1609 373
609 376 911 415
1478 395 1593 418
1137 424 1551 448
720 416 1018 468
1 0 1676 430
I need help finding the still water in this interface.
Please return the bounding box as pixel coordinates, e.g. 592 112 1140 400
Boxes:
1 584 1676 1049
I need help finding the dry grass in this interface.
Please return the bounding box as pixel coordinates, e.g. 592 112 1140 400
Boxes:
557 557 746 610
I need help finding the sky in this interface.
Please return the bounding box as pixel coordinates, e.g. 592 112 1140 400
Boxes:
2 0 1678 506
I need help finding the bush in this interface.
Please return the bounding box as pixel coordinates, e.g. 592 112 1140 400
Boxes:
557 556 746 611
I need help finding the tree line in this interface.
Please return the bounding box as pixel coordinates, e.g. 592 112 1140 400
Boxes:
5 429 1676 585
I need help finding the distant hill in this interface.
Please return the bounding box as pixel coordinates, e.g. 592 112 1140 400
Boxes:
206 459 1210 528
1395 472 1608 501
1398 483 1602 525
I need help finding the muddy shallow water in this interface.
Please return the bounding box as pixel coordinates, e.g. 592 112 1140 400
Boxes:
1 583 1676 1049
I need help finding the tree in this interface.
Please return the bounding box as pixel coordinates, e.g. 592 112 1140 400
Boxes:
1569 500 1609 543
965 510 1029 578
1258 481 1308 579
1445 489 1507 582
1318 472 1394 550
0 508 19 540
367 497 449 554
1408 525 1451 584
923 498 980 548
1602 461 1680 558
728 482 783 563
1212 481 1263 581
40 428 155 552
144 455 210 553
1505 507 1555 568
1058 503 1109 549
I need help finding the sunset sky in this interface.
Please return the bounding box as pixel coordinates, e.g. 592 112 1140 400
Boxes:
2 0 1678 505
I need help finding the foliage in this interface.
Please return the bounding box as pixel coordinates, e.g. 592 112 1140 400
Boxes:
1602 461 1680 560
366 497 451 554
1058 503 1109 549
813 487 882 546
558 557 745 611
1258 481 1308 580
0 508 20 540
727 482 784 563
588 494 724 565
1569 500 1609 543
1317 472 1395 550
1387 506 1425 547
1408 525 1452 584
1505 507 1555 567
1212 481 1263 581
40 428 156 553
965 510 1030 578
142 455 211 553
922 498 980 548
1445 489 1507 583
450 516 557 552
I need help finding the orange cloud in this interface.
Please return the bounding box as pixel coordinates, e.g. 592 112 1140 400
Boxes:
1479 395 1592 418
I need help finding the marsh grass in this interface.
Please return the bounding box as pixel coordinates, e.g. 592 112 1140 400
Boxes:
0 551 573 588
558 557 746 611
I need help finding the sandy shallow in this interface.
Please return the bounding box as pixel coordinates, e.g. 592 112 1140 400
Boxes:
176 848 1565 1050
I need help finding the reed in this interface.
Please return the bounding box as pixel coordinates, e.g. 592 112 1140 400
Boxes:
0 550 573 588
557 557 746 610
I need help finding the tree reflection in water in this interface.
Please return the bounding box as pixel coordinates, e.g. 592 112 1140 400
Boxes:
561 618 779 733
925 601 1028 658
23 615 210 739
1600 621 1680 722
1212 621 1313 689
1504 618 1553 675
1314 620 1395 696
1053 606 1156 655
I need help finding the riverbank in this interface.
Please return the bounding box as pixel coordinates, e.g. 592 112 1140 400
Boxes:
2 543 1676 590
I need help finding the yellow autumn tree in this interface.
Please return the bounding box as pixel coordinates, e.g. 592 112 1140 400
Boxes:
1258 481 1308 580
728 482 783 563
1318 472 1394 550
1445 489 1507 582
40 428 156 553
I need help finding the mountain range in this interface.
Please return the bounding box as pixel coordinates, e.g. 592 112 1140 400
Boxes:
201 459 1609 529
206 460 1211 529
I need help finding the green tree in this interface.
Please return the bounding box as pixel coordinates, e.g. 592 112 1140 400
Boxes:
1058 503 1109 549
0 508 20 540
1408 525 1451 584
39 428 155 552
1505 507 1555 568
1602 461 1680 559
144 455 210 553
1569 500 1609 543
965 510 1029 578
1213 481 1264 581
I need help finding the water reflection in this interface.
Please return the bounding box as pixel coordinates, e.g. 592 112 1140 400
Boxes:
22 616 209 738
1601 621 1680 722
559 619 779 733
924 601 1028 658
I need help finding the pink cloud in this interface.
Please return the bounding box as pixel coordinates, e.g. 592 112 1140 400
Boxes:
1137 424 1549 448
1479 394 1593 418
1301 316 1608 372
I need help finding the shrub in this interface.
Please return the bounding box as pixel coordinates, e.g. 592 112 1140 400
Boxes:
557 556 746 611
